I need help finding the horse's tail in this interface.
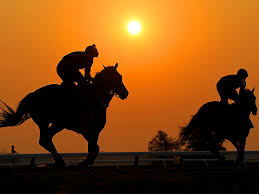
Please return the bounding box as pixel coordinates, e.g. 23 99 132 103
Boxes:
177 113 201 147
0 93 33 127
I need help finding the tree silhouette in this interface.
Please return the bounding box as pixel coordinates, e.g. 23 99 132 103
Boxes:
179 129 226 151
184 137 226 151
148 130 181 151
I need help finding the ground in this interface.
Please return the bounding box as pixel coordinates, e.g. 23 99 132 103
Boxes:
1 162 259 194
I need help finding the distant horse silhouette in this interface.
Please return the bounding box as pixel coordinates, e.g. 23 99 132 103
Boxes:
178 88 257 164
0 63 128 167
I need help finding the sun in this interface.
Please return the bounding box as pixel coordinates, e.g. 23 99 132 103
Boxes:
128 21 141 35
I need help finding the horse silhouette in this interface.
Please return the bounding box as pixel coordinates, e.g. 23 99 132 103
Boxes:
178 88 257 164
0 63 128 167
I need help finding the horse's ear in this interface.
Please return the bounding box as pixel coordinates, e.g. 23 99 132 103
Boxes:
115 62 118 69
103 65 107 69
252 87 255 93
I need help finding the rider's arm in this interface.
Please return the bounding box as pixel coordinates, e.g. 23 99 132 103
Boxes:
240 79 246 89
84 65 92 80
71 53 93 80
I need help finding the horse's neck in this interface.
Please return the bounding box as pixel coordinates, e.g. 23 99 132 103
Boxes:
232 103 251 118
91 86 114 107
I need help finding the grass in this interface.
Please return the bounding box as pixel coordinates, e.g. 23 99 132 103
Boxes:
1 163 259 194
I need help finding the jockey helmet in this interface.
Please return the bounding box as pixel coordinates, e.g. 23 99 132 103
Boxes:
237 68 248 79
85 44 99 57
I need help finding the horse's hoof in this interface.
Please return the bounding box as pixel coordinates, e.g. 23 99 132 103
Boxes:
235 161 245 168
67 164 77 168
67 164 88 170
219 156 226 161
77 161 89 168
52 161 66 169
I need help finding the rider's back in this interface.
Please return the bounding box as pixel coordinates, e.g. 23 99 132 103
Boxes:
217 75 243 89
57 51 93 71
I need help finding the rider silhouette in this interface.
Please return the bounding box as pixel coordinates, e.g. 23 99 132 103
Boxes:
57 44 99 88
217 69 248 104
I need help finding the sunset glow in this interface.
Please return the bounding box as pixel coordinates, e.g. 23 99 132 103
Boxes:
0 1 259 154
127 21 141 35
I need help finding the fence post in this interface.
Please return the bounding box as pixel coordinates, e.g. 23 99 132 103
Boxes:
11 145 16 175
134 155 139 167
243 160 247 167
30 157 36 168
178 157 184 168
116 162 120 169
204 159 208 168
162 160 166 168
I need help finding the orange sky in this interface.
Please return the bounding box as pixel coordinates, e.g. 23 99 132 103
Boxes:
0 0 259 153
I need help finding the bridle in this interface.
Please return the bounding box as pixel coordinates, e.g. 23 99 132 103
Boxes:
110 91 120 98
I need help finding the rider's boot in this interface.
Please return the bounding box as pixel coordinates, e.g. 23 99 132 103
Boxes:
61 82 76 95
77 78 91 89
61 81 76 88
220 98 229 106
234 98 240 104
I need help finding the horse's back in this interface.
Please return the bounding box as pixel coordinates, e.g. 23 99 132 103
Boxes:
194 100 234 129
197 101 223 115
26 84 64 114
196 100 250 133
33 84 61 95
198 101 240 119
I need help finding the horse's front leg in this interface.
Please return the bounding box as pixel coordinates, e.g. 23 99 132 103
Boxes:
209 144 223 160
238 137 247 163
78 131 100 167
208 135 224 160
231 138 243 166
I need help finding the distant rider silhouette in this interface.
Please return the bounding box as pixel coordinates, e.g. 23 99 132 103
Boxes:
57 44 99 88
217 68 248 104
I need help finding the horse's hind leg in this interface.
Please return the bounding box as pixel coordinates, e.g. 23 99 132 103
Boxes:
38 122 65 167
239 138 246 162
78 132 99 167
209 145 223 160
231 139 244 166
237 137 247 164
208 137 224 160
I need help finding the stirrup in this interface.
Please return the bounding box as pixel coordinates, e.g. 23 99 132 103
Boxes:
220 101 229 107
61 82 76 88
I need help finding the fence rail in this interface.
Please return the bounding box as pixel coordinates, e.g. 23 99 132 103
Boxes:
1 150 259 158
1 151 259 168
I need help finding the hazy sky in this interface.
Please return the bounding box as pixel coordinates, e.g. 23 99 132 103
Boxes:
0 0 259 153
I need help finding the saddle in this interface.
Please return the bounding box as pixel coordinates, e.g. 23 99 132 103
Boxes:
59 81 106 112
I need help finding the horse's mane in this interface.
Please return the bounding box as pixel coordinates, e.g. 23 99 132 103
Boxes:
93 69 105 81
240 88 252 94
93 66 115 84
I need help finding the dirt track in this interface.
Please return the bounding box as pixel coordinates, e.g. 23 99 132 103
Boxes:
1 163 259 194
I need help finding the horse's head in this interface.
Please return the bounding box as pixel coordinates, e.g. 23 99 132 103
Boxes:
93 63 129 100
239 87 257 115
